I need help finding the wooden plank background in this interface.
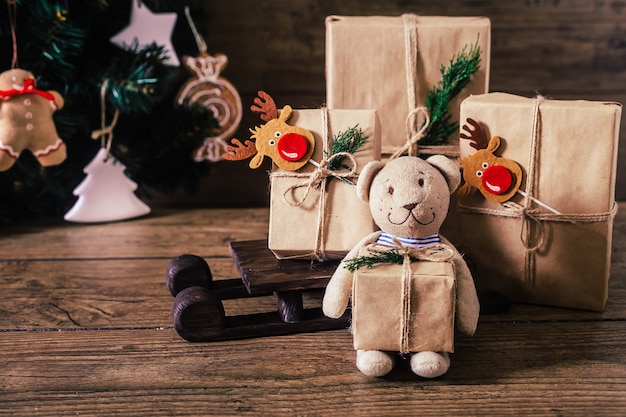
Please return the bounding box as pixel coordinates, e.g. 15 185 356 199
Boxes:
163 0 625 207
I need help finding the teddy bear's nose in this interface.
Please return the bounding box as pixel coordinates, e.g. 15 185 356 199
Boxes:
403 203 418 211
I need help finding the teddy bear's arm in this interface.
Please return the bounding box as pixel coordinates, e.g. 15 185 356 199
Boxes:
322 231 381 319
441 237 480 335
453 255 480 335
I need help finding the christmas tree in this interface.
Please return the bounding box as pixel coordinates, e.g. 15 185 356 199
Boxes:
0 0 220 223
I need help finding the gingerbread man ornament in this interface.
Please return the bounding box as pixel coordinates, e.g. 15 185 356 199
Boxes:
0 68 66 171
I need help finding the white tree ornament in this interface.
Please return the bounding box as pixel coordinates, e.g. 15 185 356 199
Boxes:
64 148 151 223
110 1 179 66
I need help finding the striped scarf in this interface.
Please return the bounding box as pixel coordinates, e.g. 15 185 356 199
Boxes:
376 231 441 249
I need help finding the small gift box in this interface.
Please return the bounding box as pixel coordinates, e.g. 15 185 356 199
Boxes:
351 247 456 353
452 92 622 311
326 14 490 157
268 109 381 260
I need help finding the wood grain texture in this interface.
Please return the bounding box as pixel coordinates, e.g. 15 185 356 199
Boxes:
0 205 625 415
160 0 624 208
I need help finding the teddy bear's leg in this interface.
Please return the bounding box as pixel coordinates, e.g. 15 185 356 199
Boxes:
356 350 395 377
409 351 450 378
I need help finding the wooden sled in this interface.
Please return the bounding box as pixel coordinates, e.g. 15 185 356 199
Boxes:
167 240 350 342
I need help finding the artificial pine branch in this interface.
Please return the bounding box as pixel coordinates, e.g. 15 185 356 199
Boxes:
323 124 368 188
101 42 166 114
345 251 417 272
420 39 481 146
23 1 87 84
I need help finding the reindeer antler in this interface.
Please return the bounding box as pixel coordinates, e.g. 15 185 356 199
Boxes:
460 118 489 150
251 91 278 122
222 138 258 161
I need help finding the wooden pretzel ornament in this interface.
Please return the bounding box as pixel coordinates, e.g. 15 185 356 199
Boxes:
457 118 523 203
222 91 315 171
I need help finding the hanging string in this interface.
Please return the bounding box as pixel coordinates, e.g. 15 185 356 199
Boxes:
184 6 207 54
7 0 18 68
91 79 120 159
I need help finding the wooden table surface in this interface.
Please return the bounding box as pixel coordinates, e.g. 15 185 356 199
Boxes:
1 204 625 416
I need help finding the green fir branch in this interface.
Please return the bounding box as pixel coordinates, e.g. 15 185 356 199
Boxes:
24 1 87 84
345 251 419 272
101 42 167 114
420 39 482 146
323 125 368 188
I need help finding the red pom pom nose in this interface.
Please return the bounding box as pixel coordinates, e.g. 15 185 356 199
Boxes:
277 133 309 162
481 165 513 195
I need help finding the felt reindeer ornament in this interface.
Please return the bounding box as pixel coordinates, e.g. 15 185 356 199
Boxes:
457 118 523 203
222 91 315 171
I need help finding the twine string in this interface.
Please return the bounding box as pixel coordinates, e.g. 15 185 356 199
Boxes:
91 80 120 158
389 106 431 160
400 13 424 158
366 237 454 354
8 0 18 68
184 5 208 54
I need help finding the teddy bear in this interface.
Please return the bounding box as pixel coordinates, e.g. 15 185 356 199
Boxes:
0 68 66 171
322 155 480 378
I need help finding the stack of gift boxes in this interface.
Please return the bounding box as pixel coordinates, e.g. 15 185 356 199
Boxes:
240 13 621 349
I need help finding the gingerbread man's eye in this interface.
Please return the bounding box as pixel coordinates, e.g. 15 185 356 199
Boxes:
388 185 394 195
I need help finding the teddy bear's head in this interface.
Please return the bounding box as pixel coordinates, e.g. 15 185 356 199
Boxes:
356 155 460 239
0 68 35 90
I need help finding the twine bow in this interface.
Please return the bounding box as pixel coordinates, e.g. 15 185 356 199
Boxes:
366 237 454 354
279 151 358 207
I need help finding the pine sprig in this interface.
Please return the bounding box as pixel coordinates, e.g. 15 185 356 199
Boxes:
323 125 368 188
325 124 368 171
24 1 87 84
100 42 166 114
420 39 481 146
345 251 417 272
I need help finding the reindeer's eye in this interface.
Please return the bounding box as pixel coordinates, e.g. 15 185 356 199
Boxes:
388 186 394 195
482 162 489 169
476 170 483 177
418 178 424 187
269 139 276 146
274 131 282 138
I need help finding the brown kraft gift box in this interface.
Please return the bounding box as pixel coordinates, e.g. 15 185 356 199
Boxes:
352 249 456 353
452 92 622 311
326 14 490 157
268 109 381 260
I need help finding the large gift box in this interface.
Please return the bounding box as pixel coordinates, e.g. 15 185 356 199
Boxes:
268 109 381 260
326 14 490 157
453 92 622 311
352 248 456 353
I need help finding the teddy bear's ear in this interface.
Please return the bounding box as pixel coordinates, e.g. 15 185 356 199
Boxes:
356 160 385 202
426 155 461 194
